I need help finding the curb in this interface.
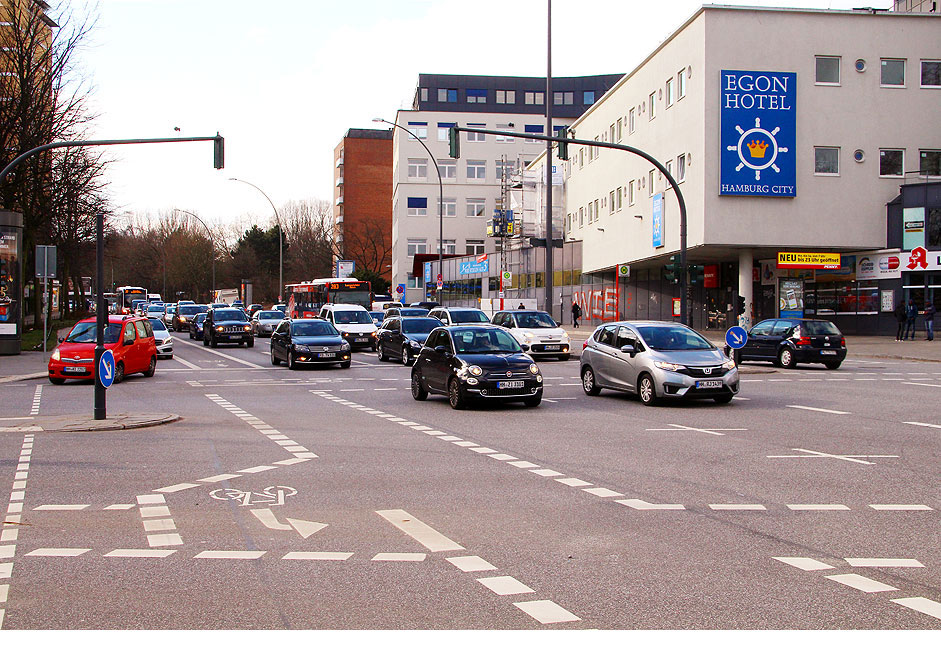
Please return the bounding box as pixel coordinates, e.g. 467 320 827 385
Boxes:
0 372 47 384
0 413 181 433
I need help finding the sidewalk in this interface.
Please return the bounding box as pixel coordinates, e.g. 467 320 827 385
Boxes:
0 413 180 433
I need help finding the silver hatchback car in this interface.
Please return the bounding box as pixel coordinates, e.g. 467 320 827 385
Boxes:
581 321 739 405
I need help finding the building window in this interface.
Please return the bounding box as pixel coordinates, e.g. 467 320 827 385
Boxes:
677 154 686 182
552 91 574 105
629 108 635 134
407 158 427 179
879 149 904 177
616 187 623 211
666 77 675 106
609 190 616 215
616 118 623 142
583 91 595 104
407 274 423 289
578 148 584 168
495 90 516 104
578 207 584 227
495 123 515 142
922 60 941 88
564 91 574 104
525 91 544 105
466 240 485 255
665 160 673 180
440 197 457 218
420 88 428 102
587 201 594 223
467 89 487 103
815 56 841 85
628 180 635 205
609 123 616 143
594 199 599 222
407 197 428 217
438 88 457 102
439 159 456 179
438 239 456 255
467 123 486 142
881 58 906 87
467 198 486 217
495 159 516 179
920 150 941 176
437 122 455 141
407 239 427 257
814 147 840 175
678 69 687 99
406 122 427 140
649 92 656 120
466 160 486 180
524 124 544 143
648 170 655 196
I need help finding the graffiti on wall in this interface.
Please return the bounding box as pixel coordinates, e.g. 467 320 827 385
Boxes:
574 287 619 321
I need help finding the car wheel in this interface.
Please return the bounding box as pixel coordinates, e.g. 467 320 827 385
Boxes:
210 335 218 348
713 393 734 404
49 377 65 385
411 371 428 401
581 366 602 396
523 391 542 407
188 331 193 340
402 345 412 366
777 347 796 368
246 338 254 348
377 343 387 361
824 361 842 370
270 348 280 366
288 351 298 370
143 357 156 377
448 377 466 410
202 335 208 347
637 373 658 406
339 361 351 369
558 354 570 361
113 362 125 384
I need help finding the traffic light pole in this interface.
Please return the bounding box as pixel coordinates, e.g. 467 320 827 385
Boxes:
450 125 689 324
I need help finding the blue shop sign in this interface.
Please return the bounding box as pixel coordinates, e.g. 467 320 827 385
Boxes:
424 262 432 284
652 193 664 248
459 259 489 275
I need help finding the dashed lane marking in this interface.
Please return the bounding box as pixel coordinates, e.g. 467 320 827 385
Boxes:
194 551 266 560
616 499 685 511
376 509 464 553
371 553 426 562
282 552 353 561
104 549 176 558
29 385 41 416
787 504 850 511
25 548 91 557
904 421 941 430
766 448 898 466
646 424 747 437
870 504 933 511
902 382 941 388
845 558 924 568
891 598 941 621
513 600 581 625
709 504 767 511
773 557 835 571
33 504 89 511
446 556 498 572
786 405 850 415
477 576 535 596
826 574 898 593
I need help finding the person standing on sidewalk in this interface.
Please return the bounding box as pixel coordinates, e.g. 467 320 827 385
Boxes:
924 300 935 341
904 298 919 340
895 301 907 341
572 301 582 328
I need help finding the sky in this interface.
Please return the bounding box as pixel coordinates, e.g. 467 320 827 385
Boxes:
67 0 885 228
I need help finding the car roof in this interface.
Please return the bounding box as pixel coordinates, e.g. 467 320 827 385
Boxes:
439 324 503 331
328 303 368 310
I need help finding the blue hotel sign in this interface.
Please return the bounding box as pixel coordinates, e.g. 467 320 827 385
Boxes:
459 259 489 275
720 70 796 197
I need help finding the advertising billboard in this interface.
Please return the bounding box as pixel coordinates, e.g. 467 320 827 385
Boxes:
458 259 490 275
652 193 664 248
0 226 19 336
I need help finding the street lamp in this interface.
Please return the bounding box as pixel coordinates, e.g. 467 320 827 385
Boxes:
228 178 283 301
173 209 215 301
373 117 444 299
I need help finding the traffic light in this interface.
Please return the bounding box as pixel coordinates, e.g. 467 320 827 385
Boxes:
688 264 704 285
736 295 746 315
448 126 460 159
663 254 681 284
557 126 569 160
213 133 224 169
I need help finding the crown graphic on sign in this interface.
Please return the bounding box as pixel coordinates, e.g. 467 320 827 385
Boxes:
746 139 768 158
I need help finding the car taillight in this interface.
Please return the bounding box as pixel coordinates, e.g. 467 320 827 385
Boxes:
840 337 845 347
582 340 589 349
796 337 811 346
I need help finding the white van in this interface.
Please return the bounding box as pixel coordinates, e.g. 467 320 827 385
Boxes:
372 301 403 312
318 303 378 350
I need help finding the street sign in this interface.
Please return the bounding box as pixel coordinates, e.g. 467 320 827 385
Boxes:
618 264 631 277
436 281 444 290
35 245 56 278
98 349 116 388
335 259 355 277
501 271 512 283
396 284 405 296
725 326 748 350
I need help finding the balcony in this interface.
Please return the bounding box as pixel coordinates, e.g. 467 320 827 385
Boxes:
335 156 344 168
335 176 344 187
336 195 344 206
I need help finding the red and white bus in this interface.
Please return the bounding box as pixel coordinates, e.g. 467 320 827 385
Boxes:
285 278 371 318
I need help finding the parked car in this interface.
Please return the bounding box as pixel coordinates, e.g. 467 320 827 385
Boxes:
270 318 351 369
491 310 571 360
580 321 739 405
428 307 491 326
410 325 543 409
172 303 208 332
318 303 378 350
189 312 207 340
148 317 174 359
729 318 846 369
252 309 286 336
48 315 157 385
203 307 253 348
377 316 441 365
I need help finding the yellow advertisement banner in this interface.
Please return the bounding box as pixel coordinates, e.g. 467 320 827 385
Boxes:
777 252 841 270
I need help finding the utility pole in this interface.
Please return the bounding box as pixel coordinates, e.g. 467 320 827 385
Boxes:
545 0 554 318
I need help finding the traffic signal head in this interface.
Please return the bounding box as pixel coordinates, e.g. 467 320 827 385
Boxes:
736 295 746 315
213 133 224 169
688 264 704 285
557 126 569 160
663 254 681 284
448 125 460 159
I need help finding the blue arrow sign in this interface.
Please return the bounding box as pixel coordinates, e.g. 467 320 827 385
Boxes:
725 326 748 350
98 349 116 388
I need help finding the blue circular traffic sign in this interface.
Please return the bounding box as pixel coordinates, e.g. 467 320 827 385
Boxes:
98 349 116 388
725 326 748 350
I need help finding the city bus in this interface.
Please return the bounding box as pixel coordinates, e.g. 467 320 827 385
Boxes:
115 286 147 314
285 278 371 318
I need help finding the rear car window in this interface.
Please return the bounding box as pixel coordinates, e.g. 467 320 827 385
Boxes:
803 321 841 336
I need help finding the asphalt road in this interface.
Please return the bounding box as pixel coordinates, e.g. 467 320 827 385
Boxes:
1 333 939 629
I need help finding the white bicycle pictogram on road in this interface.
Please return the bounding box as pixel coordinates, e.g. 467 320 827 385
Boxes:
209 486 297 507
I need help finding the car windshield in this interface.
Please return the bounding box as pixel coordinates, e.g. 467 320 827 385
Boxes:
637 325 714 351
802 321 841 336
166 306 176 314
66 322 122 344
402 318 441 335
194 313 207 324
179 305 207 316
450 310 490 323
148 318 168 332
292 321 337 336
453 328 523 354
334 310 372 324
147 306 163 312
515 312 557 328
400 308 428 316
258 311 284 320
214 309 245 321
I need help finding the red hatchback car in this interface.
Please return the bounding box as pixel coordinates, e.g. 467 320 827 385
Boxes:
48 315 158 385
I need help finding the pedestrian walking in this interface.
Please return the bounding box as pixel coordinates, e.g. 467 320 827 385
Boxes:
904 298 918 340
894 301 907 341
924 300 935 341
572 301 582 328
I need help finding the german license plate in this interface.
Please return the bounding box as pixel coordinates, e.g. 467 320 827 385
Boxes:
543 345 560 351
355 337 368 343
820 350 837 355
317 352 335 358
65 366 86 373
696 380 723 389
497 380 525 389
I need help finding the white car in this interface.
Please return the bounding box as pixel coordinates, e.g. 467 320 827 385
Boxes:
491 310 571 360
318 303 378 350
148 317 174 359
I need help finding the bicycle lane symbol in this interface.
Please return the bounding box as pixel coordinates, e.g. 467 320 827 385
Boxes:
209 486 297 507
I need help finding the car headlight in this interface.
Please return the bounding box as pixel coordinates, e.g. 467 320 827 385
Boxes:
340 341 351 351
529 363 539 375
179 316 187 322
523 331 536 340
243 325 251 331
215 326 224 332
561 333 570 342
468 365 483 376
341 331 350 338
165 336 173 344
654 360 686 372
295 344 310 352
721 359 736 370
51 348 60 361
409 339 423 348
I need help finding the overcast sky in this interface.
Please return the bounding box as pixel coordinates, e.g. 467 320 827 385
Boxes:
69 0 883 227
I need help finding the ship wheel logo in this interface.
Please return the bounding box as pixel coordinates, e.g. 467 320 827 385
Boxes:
726 117 789 181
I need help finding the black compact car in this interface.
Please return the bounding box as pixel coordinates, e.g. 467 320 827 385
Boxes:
173 303 208 332
729 318 846 369
377 317 441 366
203 307 253 348
189 312 207 339
270 319 351 369
410 325 543 409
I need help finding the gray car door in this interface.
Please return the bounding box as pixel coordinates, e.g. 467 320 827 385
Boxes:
591 325 621 387
609 325 641 390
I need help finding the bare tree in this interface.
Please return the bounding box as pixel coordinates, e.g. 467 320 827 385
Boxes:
280 199 334 282
342 221 393 294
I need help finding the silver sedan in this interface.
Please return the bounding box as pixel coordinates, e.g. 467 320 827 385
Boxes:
580 321 739 405
252 310 286 337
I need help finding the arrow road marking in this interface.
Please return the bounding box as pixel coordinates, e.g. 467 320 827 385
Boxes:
251 508 327 539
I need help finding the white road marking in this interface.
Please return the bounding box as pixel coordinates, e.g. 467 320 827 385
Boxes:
826 573 898 593
845 558 924 568
282 552 353 561
767 448 897 466
477 576 535 596
146 534 183 547
137 494 166 505
470 447 497 454
238 466 276 474
0 563 11 578
425 430 446 435
452 441 478 447
446 555 497 572
25 548 90 557
195 550 266 559
584 488 623 498
173 355 202 370
787 504 850 511
773 557 835 571
513 600 581 624
508 461 539 469
489 453 517 461
787 405 850 415
709 504 767 511
29 385 41 416
646 424 747 437
891 597 941 621
869 504 933 511
33 504 89 511
155 483 200 493
438 436 461 441
174 338 262 368
142 519 177 532
372 553 426 561
904 421 941 429
376 509 464 552
616 499 685 511
197 474 240 483
902 382 941 388
104 549 176 558
0 546 13 558
104 504 134 510
139 506 171 518
374 388 396 391
556 478 592 487
530 469 563 477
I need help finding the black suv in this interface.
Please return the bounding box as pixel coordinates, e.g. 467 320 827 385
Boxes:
203 307 253 348
729 318 846 369
173 303 208 332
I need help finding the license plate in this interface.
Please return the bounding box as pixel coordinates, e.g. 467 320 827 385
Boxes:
65 366 86 373
355 338 368 343
317 352 335 358
497 380 525 389
543 345 560 350
820 350 837 355
696 380 723 389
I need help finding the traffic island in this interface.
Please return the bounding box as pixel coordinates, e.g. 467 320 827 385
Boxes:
0 413 180 433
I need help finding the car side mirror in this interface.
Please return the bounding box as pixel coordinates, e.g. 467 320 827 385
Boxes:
124 337 134 346
521 344 530 352
58 337 64 343
620 344 636 356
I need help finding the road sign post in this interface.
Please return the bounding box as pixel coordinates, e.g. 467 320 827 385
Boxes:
94 213 107 419
35 245 56 358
